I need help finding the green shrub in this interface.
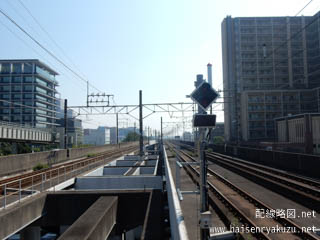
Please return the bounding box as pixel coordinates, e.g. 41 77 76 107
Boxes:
33 147 41 152
87 153 98 158
33 163 49 171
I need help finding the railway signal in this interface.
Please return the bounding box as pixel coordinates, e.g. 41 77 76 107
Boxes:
190 81 219 112
190 73 219 240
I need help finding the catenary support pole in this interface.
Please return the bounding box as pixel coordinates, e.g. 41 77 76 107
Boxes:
139 90 143 155
116 113 119 144
161 117 163 145
64 99 68 150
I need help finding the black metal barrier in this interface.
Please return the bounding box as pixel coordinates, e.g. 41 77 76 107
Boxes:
211 144 320 179
177 140 319 179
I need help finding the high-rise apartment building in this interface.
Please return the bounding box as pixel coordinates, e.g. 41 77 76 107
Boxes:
222 13 320 142
0 59 59 129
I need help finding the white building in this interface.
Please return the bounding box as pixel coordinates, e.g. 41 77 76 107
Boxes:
83 127 111 146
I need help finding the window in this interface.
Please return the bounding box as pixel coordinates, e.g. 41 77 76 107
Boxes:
12 94 21 99
36 123 46 128
12 108 21 114
23 101 33 106
1 94 10 99
24 76 33 83
12 85 22 92
36 109 46 115
12 63 22 74
1 63 10 73
36 95 47 101
36 86 47 94
23 85 33 92
0 86 10 91
12 77 22 83
24 93 33 99
36 66 55 81
36 77 48 87
36 116 47 122
36 102 46 108
2 108 9 114
23 108 33 114
0 77 10 83
23 115 32 121
11 116 21 122
23 63 33 73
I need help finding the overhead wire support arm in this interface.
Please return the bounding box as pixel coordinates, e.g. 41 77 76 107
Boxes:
68 102 197 117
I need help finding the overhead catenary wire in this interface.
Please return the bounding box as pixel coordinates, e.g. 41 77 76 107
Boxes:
0 7 102 94
0 18 87 93
262 8 320 64
240 0 317 67
236 3 320 91
4 0 43 41
2 0 87 93
264 10 320 89
295 0 314 16
15 0 91 85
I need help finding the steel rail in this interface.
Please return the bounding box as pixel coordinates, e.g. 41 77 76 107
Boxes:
168 142 319 240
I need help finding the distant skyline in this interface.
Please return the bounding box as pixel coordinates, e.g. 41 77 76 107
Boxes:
0 0 319 136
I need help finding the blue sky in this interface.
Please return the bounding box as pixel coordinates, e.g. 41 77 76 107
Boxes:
0 0 319 135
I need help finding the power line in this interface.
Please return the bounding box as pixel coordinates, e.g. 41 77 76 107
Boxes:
0 98 48 111
0 18 87 93
0 7 102 93
4 0 43 40
295 0 314 16
2 0 87 93
16 0 91 85
246 0 317 64
241 7 320 90
263 11 319 63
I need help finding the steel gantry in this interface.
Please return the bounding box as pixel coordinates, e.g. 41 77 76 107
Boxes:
68 102 200 120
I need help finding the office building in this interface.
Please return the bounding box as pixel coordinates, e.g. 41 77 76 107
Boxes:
0 59 59 129
222 13 320 142
57 118 83 148
182 131 193 141
56 99 83 147
83 127 111 146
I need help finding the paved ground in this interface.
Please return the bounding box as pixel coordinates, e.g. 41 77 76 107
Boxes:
166 146 226 240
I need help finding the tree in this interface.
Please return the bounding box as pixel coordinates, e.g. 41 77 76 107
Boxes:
122 132 140 142
17 143 32 154
213 136 224 144
0 142 12 155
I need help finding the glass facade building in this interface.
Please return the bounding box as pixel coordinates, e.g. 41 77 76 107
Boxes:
0 59 59 129
222 14 320 142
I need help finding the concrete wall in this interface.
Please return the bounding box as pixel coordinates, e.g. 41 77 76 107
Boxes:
0 142 138 177
0 193 47 240
75 176 163 190
0 125 52 142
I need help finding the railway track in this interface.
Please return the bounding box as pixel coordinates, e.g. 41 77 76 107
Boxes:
0 145 138 206
175 141 320 212
167 142 319 240
207 151 320 188
206 152 320 212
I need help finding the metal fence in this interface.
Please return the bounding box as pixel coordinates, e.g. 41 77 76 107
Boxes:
0 154 115 210
210 144 320 179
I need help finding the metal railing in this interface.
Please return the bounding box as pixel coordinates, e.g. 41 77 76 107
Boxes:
0 153 114 210
0 120 51 132
163 144 189 240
